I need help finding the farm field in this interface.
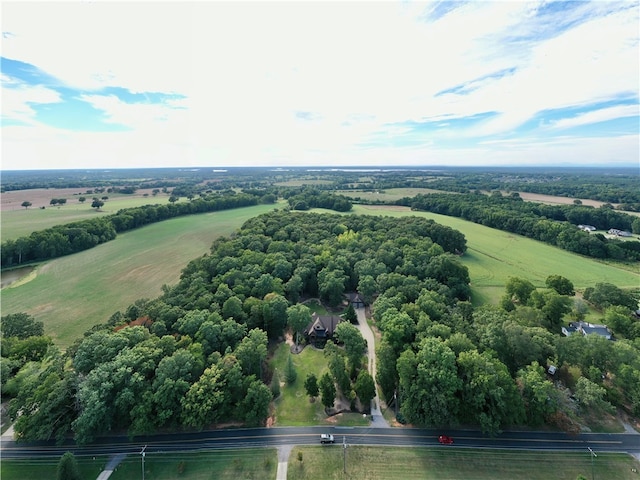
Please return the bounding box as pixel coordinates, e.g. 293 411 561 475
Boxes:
1 188 177 241
0 203 280 348
351 205 640 304
287 446 639 480
2 203 638 347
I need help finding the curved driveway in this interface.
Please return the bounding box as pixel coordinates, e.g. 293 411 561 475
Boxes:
355 306 389 428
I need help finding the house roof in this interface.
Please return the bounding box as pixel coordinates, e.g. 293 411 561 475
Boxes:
304 312 343 337
562 321 612 340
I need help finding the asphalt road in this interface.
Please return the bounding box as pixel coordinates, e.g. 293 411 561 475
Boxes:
2 426 638 460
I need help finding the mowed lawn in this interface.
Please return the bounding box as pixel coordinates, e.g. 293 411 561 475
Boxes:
0 203 280 348
352 205 640 305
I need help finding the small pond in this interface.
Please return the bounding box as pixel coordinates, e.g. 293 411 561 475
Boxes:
1 266 35 289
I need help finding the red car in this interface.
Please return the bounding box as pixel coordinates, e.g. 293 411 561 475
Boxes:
438 435 454 445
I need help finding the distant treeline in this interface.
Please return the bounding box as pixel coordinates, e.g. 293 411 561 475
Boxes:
403 193 640 261
1 193 261 268
365 169 640 208
283 187 353 212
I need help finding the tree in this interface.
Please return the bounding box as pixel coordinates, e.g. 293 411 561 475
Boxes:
354 370 376 408
234 328 268 378
334 322 366 375
545 275 575 296
91 199 104 210
284 354 297 385
57 452 81 480
287 304 311 348
317 268 346 307
343 304 358 324
181 363 226 429
457 349 524 435
504 277 536 305
239 379 272 426
583 282 638 311
328 353 351 394
1 312 44 339
517 362 558 425
319 372 336 411
50 198 59 206
21 201 32 209
397 338 461 426
270 369 281 398
574 377 615 414
304 373 319 398
78 196 86 203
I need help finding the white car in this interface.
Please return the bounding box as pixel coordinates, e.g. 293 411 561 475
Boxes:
320 434 335 444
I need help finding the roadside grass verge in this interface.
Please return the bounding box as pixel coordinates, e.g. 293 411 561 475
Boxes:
109 449 277 480
0 203 280 348
1 450 276 480
288 446 640 480
0 455 109 480
352 205 640 305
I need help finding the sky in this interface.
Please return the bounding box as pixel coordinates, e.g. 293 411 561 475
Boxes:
1 1 639 170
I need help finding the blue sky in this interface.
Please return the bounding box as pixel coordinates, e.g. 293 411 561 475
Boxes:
1 1 638 170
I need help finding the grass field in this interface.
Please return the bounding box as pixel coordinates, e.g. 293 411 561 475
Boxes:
288 446 640 480
0 203 280 348
1 191 179 241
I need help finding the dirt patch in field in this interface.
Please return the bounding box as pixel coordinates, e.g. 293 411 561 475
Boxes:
513 191 614 208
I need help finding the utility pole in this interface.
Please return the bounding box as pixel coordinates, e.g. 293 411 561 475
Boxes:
588 447 597 480
140 445 147 480
343 435 347 474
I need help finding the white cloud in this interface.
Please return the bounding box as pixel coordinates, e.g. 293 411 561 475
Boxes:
549 104 639 129
1 1 638 169
1 80 61 125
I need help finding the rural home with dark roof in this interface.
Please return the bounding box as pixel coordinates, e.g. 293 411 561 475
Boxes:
304 312 344 348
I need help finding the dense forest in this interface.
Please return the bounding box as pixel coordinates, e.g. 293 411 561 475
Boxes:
2 210 639 445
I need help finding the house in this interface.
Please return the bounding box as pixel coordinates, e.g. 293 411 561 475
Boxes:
346 292 366 308
607 228 633 237
304 312 344 348
562 321 613 340
578 225 597 232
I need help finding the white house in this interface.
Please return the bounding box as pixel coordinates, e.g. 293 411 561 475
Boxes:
562 321 613 340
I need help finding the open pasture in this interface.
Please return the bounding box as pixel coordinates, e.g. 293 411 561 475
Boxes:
1 188 176 241
0 203 279 348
